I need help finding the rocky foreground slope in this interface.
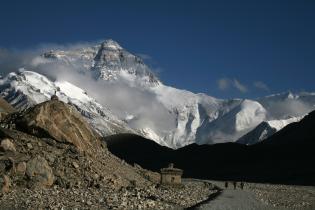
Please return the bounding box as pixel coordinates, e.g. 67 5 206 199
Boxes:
0 98 215 209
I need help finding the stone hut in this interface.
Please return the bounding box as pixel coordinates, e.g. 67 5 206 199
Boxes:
160 163 183 185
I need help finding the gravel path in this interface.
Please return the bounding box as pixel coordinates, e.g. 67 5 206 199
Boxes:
195 188 280 210
193 181 315 210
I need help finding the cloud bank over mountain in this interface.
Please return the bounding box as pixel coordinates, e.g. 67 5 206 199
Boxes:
0 42 176 139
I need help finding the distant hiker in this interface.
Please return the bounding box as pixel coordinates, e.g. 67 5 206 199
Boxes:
240 182 244 190
225 181 228 188
233 181 237 189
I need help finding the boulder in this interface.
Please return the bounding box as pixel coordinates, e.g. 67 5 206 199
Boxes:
0 138 16 152
15 100 101 153
72 161 79 169
0 157 14 174
26 143 33 149
16 161 27 175
26 156 54 188
0 175 10 193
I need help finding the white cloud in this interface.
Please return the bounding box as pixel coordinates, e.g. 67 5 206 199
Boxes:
262 99 313 119
233 79 248 93
217 78 230 90
254 81 269 91
217 78 248 93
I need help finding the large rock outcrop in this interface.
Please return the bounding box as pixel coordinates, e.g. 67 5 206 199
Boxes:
14 100 101 153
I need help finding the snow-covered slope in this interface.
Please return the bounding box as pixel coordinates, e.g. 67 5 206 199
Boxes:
0 71 135 136
195 99 267 144
0 39 314 148
237 116 303 145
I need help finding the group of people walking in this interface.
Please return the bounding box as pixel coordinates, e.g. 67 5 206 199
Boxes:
224 181 244 190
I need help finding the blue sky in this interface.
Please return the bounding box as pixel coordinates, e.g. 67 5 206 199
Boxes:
0 0 314 99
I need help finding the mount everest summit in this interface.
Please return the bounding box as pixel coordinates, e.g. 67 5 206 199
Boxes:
0 39 314 149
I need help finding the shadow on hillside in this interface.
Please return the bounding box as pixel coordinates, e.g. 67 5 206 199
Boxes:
105 133 315 186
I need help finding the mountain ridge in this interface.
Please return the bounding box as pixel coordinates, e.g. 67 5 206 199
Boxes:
1 39 315 148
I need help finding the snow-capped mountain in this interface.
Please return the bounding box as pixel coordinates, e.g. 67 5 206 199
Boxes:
237 116 303 145
41 40 159 87
0 39 315 148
